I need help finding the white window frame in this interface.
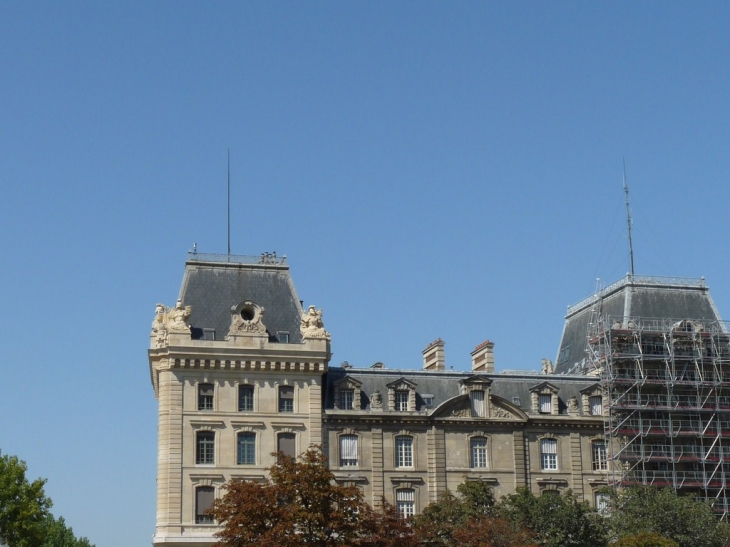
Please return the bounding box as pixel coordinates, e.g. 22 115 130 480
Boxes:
471 390 486 417
540 438 557 470
237 432 256 465
395 390 409 411
590 395 603 416
470 437 488 468
339 434 358 467
395 436 413 468
340 389 354 410
539 394 552 414
396 488 415 518
592 440 607 471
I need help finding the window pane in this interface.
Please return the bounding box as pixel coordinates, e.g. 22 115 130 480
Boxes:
395 436 413 467
196 486 215 523
395 390 409 411
471 390 485 417
592 441 607 471
396 489 415 518
470 437 488 468
340 389 354 410
196 432 215 464
539 394 552 413
339 435 358 466
278 433 296 459
279 386 294 412
239 385 254 412
237 432 256 465
590 396 603 416
198 384 214 411
540 439 557 470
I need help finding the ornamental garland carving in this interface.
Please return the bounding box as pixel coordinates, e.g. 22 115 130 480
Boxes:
492 407 515 419
301 305 330 340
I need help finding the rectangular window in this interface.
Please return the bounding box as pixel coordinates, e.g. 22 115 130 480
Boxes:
277 331 289 343
592 441 607 471
340 389 354 410
339 434 358 466
238 385 254 412
471 390 486 417
395 390 409 411
395 436 413 468
540 438 557 470
198 383 214 411
196 432 215 465
590 396 603 416
237 432 256 465
278 433 296 459
396 489 415 518
595 493 609 514
279 386 294 413
195 486 215 524
422 395 434 407
539 394 552 414
470 437 488 468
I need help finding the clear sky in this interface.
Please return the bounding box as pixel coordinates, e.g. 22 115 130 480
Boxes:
1 2 729 546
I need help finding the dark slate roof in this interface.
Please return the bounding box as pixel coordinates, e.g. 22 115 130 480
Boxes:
325 367 598 415
555 275 722 375
178 256 304 342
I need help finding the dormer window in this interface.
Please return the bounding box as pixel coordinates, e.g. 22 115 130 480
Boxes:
471 390 486 417
395 390 409 411
340 389 354 410
539 394 552 414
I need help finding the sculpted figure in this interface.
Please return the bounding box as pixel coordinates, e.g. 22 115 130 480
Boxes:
568 396 579 413
370 390 382 409
300 305 330 339
541 358 554 374
167 301 192 332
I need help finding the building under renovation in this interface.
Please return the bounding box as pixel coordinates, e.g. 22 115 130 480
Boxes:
555 275 730 517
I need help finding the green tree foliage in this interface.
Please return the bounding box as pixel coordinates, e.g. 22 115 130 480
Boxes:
0 451 52 547
413 481 496 546
606 487 730 547
496 488 607 547
452 516 538 547
211 447 371 547
614 531 680 547
39 515 94 547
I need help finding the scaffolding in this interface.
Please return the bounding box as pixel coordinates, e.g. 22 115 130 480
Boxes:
588 315 730 517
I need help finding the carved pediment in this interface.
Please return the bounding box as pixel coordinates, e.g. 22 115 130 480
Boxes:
530 381 560 394
333 375 363 389
489 395 528 420
385 377 418 390
431 394 471 418
459 375 493 388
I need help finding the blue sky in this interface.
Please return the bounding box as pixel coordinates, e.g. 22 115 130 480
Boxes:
1 2 729 545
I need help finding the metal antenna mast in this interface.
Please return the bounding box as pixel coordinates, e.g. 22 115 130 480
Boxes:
623 159 635 277
227 148 231 258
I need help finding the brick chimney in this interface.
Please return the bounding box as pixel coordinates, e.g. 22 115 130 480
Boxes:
471 340 495 372
423 338 445 371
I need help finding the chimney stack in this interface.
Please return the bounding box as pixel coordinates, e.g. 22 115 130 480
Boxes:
471 340 495 372
423 338 445 371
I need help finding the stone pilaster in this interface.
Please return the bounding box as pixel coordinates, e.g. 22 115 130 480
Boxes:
308 380 322 446
156 368 183 532
513 430 526 489
371 428 384 506
428 426 446 503
569 432 584 497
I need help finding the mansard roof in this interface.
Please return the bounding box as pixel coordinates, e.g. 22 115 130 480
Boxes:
178 253 304 342
324 367 599 415
555 275 722 375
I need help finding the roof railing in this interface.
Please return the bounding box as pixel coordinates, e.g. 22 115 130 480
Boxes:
187 251 287 266
567 274 706 316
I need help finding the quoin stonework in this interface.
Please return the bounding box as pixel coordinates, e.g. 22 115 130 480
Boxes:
149 253 730 547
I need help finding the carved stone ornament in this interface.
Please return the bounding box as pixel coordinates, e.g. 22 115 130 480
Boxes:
300 305 330 340
451 407 471 418
230 301 267 335
492 407 514 419
370 390 383 409
151 301 191 346
568 396 579 414
541 358 554 374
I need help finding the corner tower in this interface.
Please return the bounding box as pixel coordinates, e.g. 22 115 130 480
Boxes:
149 252 331 547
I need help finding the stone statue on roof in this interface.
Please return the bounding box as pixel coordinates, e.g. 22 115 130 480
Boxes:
300 305 330 340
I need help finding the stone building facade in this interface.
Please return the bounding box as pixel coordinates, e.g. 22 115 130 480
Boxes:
149 254 609 547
